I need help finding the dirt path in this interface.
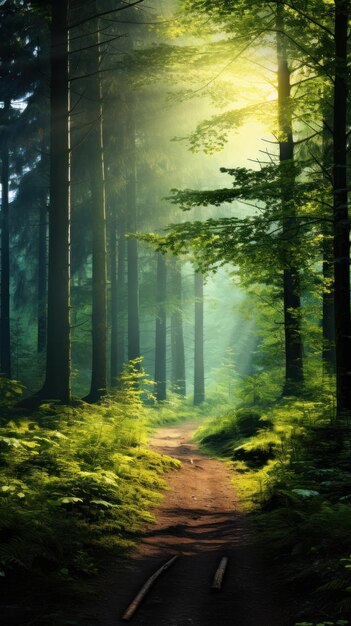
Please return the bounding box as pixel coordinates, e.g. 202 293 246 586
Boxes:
88 421 295 626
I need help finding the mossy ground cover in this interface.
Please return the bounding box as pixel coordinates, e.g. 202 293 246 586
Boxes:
0 368 181 623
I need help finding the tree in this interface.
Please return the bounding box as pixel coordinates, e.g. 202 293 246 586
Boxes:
154 252 167 401
126 99 141 363
170 257 186 395
84 7 108 403
153 0 350 408
276 3 303 394
37 148 48 355
0 0 40 378
332 0 350 415
1 97 11 378
39 0 71 403
194 271 204 405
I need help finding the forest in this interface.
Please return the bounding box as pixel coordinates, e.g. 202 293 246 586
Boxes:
0 0 350 625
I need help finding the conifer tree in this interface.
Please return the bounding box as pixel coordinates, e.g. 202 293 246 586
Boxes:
194 271 204 405
39 0 71 403
154 252 167 401
84 5 108 403
170 257 186 395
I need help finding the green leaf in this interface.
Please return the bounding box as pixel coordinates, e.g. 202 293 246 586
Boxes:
292 489 320 498
90 499 118 508
56 497 83 505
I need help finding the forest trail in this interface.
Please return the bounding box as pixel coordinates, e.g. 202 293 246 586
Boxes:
90 420 295 626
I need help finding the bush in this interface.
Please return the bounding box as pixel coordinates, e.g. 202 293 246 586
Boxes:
235 408 265 436
0 364 180 595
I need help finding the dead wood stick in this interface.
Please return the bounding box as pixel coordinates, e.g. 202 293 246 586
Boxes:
122 555 179 621
211 557 229 591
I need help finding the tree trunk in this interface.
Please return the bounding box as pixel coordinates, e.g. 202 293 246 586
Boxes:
322 232 336 372
110 210 127 383
37 160 48 354
110 213 127 384
85 10 107 403
117 224 126 374
155 252 167 401
39 0 71 403
126 103 140 363
0 97 11 378
194 271 204 405
333 0 351 415
170 257 186 395
110 202 118 385
321 114 336 373
277 5 303 396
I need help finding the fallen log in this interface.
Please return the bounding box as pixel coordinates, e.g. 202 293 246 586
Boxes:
122 555 179 621
211 556 229 591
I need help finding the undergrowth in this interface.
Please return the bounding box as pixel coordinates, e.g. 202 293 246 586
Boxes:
148 390 231 427
195 374 351 623
0 365 180 622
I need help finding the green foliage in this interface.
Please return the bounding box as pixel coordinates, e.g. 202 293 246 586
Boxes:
195 369 351 620
0 377 25 413
148 392 205 426
0 368 180 595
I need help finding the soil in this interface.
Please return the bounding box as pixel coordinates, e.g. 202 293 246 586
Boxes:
80 420 298 626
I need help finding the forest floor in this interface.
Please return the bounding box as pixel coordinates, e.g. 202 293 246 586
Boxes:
80 419 299 626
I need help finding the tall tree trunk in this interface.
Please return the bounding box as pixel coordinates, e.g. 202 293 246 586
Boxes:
37 160 48 354
170 257 186 395
277 5 303 396
155 252 167 401
194 271 204 405
117 223 126 374
333 0 351 415
110 202 118 385
0 97 11 378
322 232 336 372
110 210 126 383
126 103 140 363
85 10 107 403
322 116 336 373
39 0 71 403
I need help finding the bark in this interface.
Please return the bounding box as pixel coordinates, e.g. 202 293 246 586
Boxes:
277 5 303 396
0 98 11 378
126 103 140 363
333 0 351 415
155 252 167 401
322 118 335 373
39 0 71 403
322 224 336 375
322 230 336 372
37 159 48 354
110 208 126 384
170 257 186 395
117 224 126 374
194 271 204 405
85 14 107 403
110 202 118 385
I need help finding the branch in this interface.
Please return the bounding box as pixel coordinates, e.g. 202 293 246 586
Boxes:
294 131 321 145
266 28 334 81
70 35 125 55
70 0 145 29
266 0 334 38
174 19 276 100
